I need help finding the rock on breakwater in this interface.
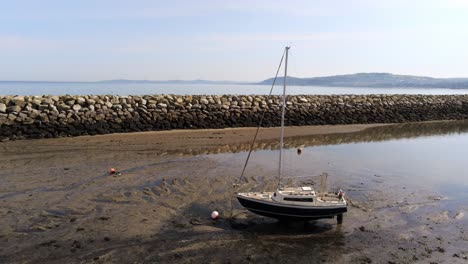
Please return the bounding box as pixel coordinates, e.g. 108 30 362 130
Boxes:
1 94 468 141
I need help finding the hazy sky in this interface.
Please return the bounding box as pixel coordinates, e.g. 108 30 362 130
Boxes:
1 0 468 81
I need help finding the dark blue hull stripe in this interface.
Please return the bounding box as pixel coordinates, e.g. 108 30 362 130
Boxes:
237 196 347 220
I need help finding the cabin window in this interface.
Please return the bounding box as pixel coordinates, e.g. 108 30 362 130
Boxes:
284 197 313 202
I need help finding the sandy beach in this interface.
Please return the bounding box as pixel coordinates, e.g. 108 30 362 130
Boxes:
0 123 467 263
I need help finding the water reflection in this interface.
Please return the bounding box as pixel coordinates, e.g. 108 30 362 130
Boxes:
212 120 468 213
173 120 468 156
285 120 468 147
3 120 468 169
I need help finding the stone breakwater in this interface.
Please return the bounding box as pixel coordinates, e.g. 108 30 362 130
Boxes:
1 94 468 141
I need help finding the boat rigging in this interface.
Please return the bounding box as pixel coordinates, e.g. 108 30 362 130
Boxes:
235 47 348 223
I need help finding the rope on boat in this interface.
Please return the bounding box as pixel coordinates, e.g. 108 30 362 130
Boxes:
236 50 286 185
228 49 286 220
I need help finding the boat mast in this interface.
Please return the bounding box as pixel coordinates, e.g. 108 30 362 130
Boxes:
278 46 290 187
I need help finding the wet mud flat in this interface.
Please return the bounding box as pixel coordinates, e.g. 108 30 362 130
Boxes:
0 122 467 263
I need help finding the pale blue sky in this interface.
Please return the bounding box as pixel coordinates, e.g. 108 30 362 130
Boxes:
1 0 468 81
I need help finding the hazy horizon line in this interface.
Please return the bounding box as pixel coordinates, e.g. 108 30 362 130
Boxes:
3 72 468 83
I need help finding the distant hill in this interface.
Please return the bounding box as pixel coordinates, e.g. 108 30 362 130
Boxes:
259 73 468 88
3 73 468 88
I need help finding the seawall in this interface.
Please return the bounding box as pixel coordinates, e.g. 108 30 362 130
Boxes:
1 94 468 141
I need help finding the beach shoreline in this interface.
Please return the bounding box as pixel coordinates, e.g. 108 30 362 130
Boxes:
1 121 467 263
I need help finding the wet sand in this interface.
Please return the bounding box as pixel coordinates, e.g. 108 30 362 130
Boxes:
0 122 467 263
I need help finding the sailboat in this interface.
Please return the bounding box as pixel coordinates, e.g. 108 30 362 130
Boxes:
236 47 347 223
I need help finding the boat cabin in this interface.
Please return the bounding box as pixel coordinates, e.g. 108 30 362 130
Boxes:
272 186 317 206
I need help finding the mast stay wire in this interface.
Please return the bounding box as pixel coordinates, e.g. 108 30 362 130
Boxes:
281 47 304 184
228 49 285 220
283 47 297 181
278 47 310 186
235 49 286 185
